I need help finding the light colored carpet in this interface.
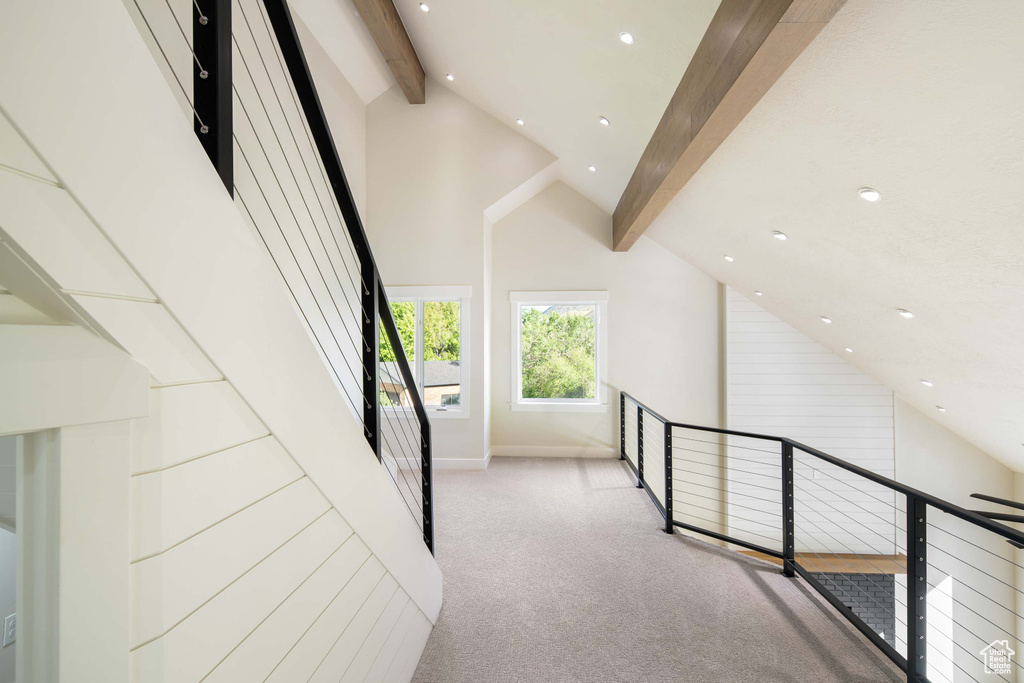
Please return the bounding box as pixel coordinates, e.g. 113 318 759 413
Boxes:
413 457 904 683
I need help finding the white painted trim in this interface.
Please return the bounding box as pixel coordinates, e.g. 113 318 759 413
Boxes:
510 401 609 413
431 454 492 471
0 325 150 436
510 290 609 303
489 445 617 459
384 286 471 419
509 292 608 410
388 285 471 299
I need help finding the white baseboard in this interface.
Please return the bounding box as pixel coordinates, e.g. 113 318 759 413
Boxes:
488 445 617 459
433 451 492 470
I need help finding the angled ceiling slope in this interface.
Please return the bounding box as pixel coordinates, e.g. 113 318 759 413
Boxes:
394 0 721 216
647 0 1024 471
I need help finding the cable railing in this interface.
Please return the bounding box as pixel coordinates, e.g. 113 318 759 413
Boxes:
124 0 432 552
621 391 1024 683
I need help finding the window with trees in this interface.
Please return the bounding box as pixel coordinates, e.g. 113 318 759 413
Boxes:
510 291 608 412
383 286 470 417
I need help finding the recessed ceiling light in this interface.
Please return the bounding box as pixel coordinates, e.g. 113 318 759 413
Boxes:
445 73 454 81
820 316 833 324
772 230 788 241
936 406 947 412
515 118 524 126
587 165 596 172
619 31 634 45
897 308 915 319
754 291 763 297
599 116 610 126
845 347 853 353
723 255 734 262
858 187 881 202
921 380 934 387
419 2 429 12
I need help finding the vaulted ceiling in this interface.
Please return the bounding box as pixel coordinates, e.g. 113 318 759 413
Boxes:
300 0 1024 472
393 0 721 214
646 0 1024 471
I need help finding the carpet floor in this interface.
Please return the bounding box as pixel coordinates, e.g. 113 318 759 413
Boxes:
412 457 904 683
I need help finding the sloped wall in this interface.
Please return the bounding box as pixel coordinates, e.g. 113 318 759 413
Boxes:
0 0 439 679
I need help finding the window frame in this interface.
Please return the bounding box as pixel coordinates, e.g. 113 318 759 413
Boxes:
385 285 471 419
510 290 608 413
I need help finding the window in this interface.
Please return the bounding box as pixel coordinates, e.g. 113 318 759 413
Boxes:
384 286 470 418
510 291 608 412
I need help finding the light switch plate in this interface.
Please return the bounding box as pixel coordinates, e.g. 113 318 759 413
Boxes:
3 613 14 647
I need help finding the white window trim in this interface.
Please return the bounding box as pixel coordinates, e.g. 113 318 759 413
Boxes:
510 290 608 413
385 286 471 419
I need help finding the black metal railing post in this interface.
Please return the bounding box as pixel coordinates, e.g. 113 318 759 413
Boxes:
906 496 928 682
663 422 674 534
363 269 380 460
636 406 644 489
619 393 626 460
782 441 795 577
192 0 232 195
421 418 433 554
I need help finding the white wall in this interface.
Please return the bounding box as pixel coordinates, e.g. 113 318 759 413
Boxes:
725 288 896 554
367 81 556 464
293 15 367 215
490 182 720 456
0 1 438 681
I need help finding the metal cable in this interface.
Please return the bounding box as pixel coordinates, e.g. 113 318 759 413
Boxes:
252 0 371 299
231 43 366 364
129 0 207 128
233 0 366 318
233 151 368 409
673 487 783 520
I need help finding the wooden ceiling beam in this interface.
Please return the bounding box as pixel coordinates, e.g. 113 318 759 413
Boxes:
350 0 425 104
612 0 846 251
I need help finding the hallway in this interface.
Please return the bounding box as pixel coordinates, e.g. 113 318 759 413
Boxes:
413 457 903 683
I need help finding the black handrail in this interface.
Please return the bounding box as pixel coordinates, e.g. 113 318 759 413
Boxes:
240 0 433 552
621 389 1024 681
620 390 1024 548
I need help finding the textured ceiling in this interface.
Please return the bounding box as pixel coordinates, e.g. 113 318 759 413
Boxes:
394 0 721 214
646 0 1024 471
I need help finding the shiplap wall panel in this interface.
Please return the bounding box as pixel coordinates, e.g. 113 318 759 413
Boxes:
363 599 422 683
0 110 56 181
726 289 896 555
302 575 400 683
0 172 154 299
383 613 432 683
72 296 221 385
2 67 434 683
130 436 303 560
132 381 269 474
130 477 331 646
337 591 412 683
265 558 388 682
130 512 351 682
202 535 372 682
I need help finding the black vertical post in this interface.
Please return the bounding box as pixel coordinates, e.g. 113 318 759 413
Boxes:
362 269 380 460
906 496 927 682
193 0 233 195
619 393 626 460
663 422 674 534
782 441 796 577
636 406 644 489
421 418 433 554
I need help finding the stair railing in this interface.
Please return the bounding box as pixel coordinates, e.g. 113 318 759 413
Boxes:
622 390 1024 683
124 0 431 553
